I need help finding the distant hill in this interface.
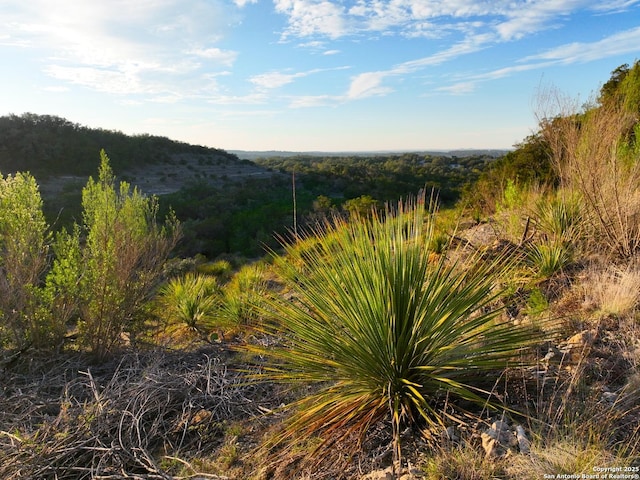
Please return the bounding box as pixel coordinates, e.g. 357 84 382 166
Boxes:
0 113 280 237
0 113 240 178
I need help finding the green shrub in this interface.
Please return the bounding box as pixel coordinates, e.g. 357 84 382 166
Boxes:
532 194 584 245
197 259 233 279
56 151 180 358
525 287 549 317
499 179 523 211
0 172 55 348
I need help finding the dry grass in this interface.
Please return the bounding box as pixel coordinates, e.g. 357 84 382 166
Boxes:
539 90 640 258
581 262 640 317
504 441 626 478
0 348 272 479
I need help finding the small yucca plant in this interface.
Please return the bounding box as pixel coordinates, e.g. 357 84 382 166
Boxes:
218 264 267 327
157 273 223 340
248 196 538 472
527 239 574 278
533 195 584 245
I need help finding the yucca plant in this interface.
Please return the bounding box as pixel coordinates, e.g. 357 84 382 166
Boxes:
532 194 584 245
157 272 223 340
218 264 267 327
248 196 538 473
525 194 582 279
526 239 574 278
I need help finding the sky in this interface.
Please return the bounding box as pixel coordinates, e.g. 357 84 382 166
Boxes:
1 1 640 153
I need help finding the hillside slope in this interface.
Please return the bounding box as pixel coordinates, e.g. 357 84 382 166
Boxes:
0 113 276 196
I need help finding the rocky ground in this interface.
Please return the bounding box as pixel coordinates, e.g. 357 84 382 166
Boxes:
38 152 280 198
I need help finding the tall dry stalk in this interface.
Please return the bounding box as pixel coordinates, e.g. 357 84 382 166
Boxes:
538 89 640 258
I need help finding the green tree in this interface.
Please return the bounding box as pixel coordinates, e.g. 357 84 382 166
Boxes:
0 172 54 348
312 195 334 214
460 133 553 215
342 194 379 217
58 150 179 358
599 63 630 106
599 61 640 114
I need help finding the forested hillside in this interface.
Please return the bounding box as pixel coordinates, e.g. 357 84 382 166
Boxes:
254 152 493 204
166 151 497 257
0 114 499 257
0 113 237 176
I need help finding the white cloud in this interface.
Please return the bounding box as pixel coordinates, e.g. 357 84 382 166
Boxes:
520 25 640 63
274 0 347 38
590 0 640 13
205 93 269 105
342 34 491 100
298 40 326 48
289 95 339 107
273 0 631 45
400 34 493 71
323 49 341 55
250 66 350 89
44 65 149 95
342 0 511 38
437 81 476 95
347 71 393 98
251 71 306 89
495 0 584 41
2 0 239 99
188 47 238 67
435 25 640 95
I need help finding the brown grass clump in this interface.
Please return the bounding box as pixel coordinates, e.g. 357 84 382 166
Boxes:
581 262 640 317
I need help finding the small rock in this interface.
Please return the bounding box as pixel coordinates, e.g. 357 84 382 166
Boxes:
481 420 518 458
481 432 499 458
442 426 459 442
563 330 596 362
493 420 517 447
541 345 564 367
542 349 555 363
566 330 596 350
491 420 509 434
360 466 421 480
515 425 531 454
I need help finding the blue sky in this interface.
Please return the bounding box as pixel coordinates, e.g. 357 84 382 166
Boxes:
1 1 640 152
